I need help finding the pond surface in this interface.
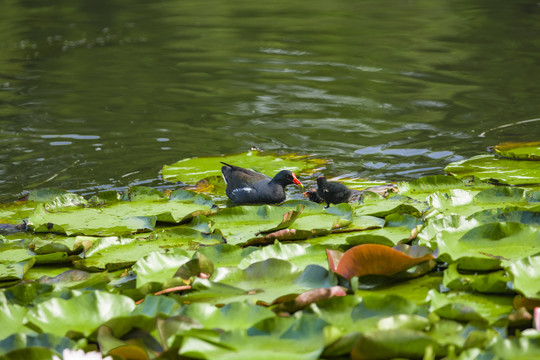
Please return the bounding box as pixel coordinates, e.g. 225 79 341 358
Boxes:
1 0 540 200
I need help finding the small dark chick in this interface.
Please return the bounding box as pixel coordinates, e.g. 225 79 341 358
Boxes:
303 188 324 203
316 175 352 208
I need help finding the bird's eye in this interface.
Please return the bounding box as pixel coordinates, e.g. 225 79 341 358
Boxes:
323 189 329 193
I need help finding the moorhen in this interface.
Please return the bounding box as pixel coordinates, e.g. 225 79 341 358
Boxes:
221 162 303 204
303 188 324 203
316 175 352 208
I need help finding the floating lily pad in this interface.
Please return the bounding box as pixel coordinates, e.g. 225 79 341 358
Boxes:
445 154 540 186
436 221 540 271
0 333 74 358
208 204 305 245
428 290 513 326
442 263 511 294
504 256 540 300
178 301 275 331
0 249 36 281
133 249 191 288
351 329 444 360
161 150 324 185
398 175 473 201
176 313 327 360
25 291 136 337
332 244 436 280
317 294 424 357
75 230 209 272
0 293 29 339
489 141 540 160
27 188 215 236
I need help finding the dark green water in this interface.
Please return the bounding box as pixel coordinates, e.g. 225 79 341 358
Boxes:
1 0 540 200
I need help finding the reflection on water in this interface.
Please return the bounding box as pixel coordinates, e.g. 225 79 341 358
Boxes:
1 0 540 200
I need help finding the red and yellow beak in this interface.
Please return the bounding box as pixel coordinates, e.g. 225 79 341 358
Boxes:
292 173 303 187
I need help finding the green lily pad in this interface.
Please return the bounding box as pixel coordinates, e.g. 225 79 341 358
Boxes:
428 290 513 326
504 256 540 300
238 242 330 270
34 270 112 291
132 249 191 288
0 249 36 281
353 193 423 218
0 333 74 358
443 263 512 294
76 227 220 272
489 141 540 161
182 259 336 305
398 174 474 201
208 204 306 245
317 294 424 357
25 291 136 337
211 259 335 304
0 293 29 339
27 203 156 236
351 329 444 360
432 220 540 271
27 188 215 236
162 150 324 185
477 336 540 359
178 301 275 331
445 154 540 186
195 244 259 268
177 313 326 360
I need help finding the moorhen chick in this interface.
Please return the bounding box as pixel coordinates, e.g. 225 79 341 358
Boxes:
221 162 303 204
303 188 324 203
316 175 352 208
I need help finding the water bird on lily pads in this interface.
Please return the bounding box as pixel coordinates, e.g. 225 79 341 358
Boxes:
221 162 303 204
316 175 352 208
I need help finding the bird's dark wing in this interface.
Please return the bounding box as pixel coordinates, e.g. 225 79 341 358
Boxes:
220 162 271 187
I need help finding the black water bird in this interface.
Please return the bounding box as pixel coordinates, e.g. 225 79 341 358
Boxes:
221 162 303 204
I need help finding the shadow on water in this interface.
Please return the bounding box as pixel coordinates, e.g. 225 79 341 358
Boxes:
1 0 540 200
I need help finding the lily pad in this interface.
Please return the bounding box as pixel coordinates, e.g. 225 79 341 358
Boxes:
176 313 327 360
178 301 275 331
133 249 191 288
0 333 74 358
332 244 436 280
208 204 306 245
489 141 540 160
0 249 36 281
445 154 540 186
27 188 215 236
351 329 443 360
398 174 475 201
0 293 29 339
25 291 136 337
504 256 540 300
161 150 324 185
428 290 513 326
442 263 512 294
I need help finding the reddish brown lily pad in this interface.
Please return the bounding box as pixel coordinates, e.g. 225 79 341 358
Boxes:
333 244 436 280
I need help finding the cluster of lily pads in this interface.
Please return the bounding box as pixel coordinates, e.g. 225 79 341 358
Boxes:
0 143 540 359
